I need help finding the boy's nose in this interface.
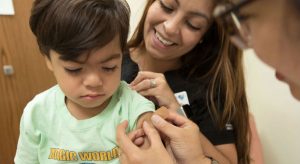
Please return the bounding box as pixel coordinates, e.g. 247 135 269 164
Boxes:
83 72 103 88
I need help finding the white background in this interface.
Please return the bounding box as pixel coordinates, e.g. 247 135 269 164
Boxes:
126 0 300 163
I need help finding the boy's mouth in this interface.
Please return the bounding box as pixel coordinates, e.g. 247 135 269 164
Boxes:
81 93 105 100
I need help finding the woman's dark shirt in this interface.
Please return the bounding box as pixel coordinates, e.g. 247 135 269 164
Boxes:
121 53 235 145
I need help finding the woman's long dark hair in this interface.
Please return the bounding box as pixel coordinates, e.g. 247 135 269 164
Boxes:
294 0 300 9
128 0 250 163
291 0 300 15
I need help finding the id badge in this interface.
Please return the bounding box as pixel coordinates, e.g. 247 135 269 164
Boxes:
174 91 190 106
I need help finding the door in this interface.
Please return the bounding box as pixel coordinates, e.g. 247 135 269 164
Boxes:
0 0 55 163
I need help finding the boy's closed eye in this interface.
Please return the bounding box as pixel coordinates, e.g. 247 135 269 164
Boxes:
102 65 118 72
63 65 118 74
64 67 82 73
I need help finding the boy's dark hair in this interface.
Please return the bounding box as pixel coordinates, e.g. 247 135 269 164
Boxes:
293 0 300 15
30 0 130 61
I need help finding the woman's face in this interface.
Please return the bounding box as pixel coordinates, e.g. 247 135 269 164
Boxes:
240 0 300 100
143 0 214 61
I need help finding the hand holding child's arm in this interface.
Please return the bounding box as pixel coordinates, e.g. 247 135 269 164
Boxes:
136 106 169 129
116 120 174 164
130 71 180 111
133 107 169 148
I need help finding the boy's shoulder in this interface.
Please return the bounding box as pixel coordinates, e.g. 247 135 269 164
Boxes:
116 81 141 99
116 81 154 107
24 85 63 115
20 85 64 129
30 85 61 104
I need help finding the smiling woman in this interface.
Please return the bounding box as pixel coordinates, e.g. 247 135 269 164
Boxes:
121 0 251 163
117 0 300 163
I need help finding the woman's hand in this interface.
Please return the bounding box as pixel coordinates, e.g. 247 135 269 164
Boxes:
130 71 180 111
126 128 147 148
117 112 212 164
150 112 210 164
116 120 174 164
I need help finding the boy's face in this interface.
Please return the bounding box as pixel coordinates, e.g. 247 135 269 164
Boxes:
46 36 122 115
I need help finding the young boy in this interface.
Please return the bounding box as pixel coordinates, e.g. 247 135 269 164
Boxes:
14 0 154 163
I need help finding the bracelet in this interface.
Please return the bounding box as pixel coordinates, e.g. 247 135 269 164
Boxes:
206 156 219 164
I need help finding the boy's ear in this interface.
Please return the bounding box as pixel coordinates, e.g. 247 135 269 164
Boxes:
44 56 53 71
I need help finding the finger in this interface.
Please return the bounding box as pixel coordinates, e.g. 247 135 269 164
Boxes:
138 71 160 77
164 111 191 127
116 121 131 162
119 150 130 164
116 121 139 154
150 114 184 138
131 79 153 92
130 71 152 86
130 72 150 87
165 139 176 162
137 88 156 96
116 120 128 139
142 121 165 148
128 128 145 141
133 137 145 146
130 71 161 86
127 129 145 146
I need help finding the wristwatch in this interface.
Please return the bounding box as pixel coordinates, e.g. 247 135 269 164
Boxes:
207 156 219 164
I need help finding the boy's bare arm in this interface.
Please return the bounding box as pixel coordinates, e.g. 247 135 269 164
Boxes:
136 106 169 129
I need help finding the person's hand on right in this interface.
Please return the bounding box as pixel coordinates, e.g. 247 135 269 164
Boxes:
150 112 211 164
116 120 174 164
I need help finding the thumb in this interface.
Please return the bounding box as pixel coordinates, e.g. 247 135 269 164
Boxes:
142 121 164 148
151 114 178 138
116 121 139 153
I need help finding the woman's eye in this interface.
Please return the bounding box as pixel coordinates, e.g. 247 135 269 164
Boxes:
186 22 202 31
64 68 82 73
236 13 252 22
102 66 117 72
159 0 173 13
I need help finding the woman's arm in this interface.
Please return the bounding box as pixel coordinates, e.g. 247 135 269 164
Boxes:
137 112 238 164
249 113 264 164
201 114 265 164
130 71 238 163
200 132 237 164
117 112 212 164
117 120 174 164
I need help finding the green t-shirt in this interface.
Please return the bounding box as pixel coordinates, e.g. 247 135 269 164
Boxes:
15 81 154 164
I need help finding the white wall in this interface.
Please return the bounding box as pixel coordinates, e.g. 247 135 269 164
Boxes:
127 0 300 163
126 0 147 38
